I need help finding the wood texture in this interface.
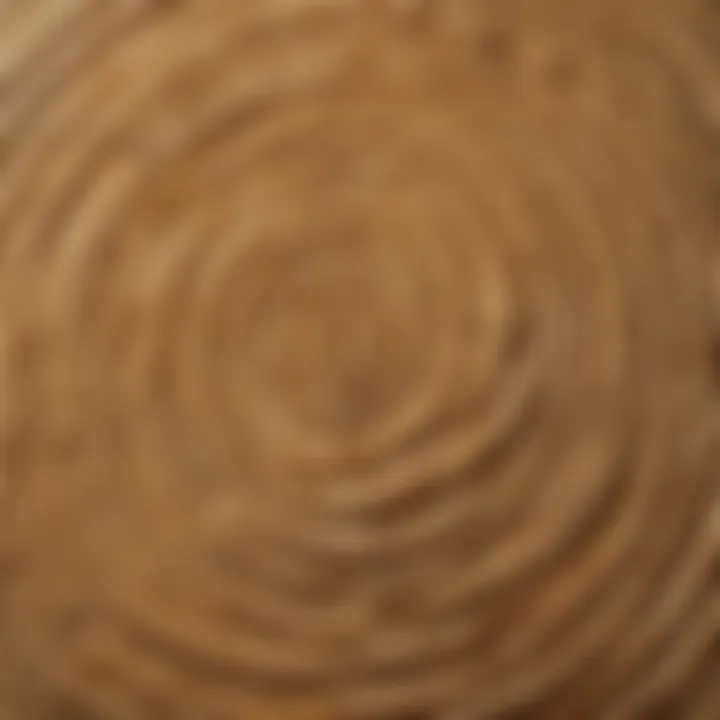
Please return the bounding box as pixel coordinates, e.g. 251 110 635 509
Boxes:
0 1 718 717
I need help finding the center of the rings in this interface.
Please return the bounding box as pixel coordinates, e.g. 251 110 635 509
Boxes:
224 218 438 447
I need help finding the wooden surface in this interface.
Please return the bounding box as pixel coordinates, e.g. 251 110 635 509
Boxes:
0 1 718 717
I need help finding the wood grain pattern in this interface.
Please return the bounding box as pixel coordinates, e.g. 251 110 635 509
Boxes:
0 1 718 717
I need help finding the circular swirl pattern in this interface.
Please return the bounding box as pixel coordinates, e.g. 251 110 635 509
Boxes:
0 1 718 718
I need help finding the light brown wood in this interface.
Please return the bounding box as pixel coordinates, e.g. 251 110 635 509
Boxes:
0 1 718 717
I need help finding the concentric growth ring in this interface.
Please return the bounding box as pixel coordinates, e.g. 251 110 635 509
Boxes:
0 1 718 718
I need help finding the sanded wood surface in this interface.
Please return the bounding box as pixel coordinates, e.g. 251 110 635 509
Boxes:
0 1 718 717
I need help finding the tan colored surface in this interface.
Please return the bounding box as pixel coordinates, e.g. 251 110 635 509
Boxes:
0 0 718 717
